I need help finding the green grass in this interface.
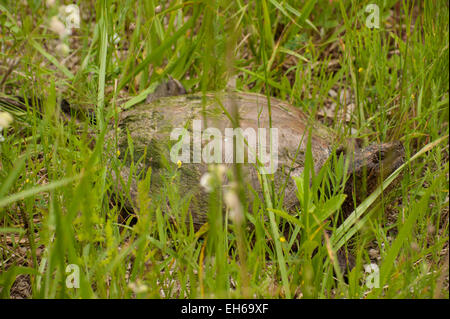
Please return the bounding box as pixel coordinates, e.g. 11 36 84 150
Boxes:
0 0 448 298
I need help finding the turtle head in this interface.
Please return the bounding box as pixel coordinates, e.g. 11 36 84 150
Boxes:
146 77 186 103
341 141 405 215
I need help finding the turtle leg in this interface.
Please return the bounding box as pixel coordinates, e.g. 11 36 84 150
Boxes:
145 76 186 103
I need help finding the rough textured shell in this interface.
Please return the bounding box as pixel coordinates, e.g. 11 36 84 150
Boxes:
107 92 337 226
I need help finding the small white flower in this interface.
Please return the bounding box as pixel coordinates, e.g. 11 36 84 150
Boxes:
113 33 121 45
0 111 13 142
55 43 70 56
200 173 213 192
60 5 80 30
49 16 69 38
128 281 148 294
46 0 56 7
214 164 227 179
200 165 227 192
224 183 244 225
0 112 13 129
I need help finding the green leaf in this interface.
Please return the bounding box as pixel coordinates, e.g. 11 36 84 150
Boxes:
0 175 82 208
316 194 346 224
30 40 74 80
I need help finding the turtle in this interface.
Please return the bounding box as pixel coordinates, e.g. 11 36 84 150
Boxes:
105 85 405 231
0 85 404 229
0 85 404 272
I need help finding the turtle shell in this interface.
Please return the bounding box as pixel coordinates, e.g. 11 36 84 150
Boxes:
106 92 341 227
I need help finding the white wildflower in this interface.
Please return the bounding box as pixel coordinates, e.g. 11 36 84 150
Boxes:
55 43 70 56
200 173 213 192
0 112 13 129
113 33 121 45
200 164 227 193
128 281 148 294
224 183 244 225
60 4 80 30
214 164 227 179
49 16 69 38
0 112 13 142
